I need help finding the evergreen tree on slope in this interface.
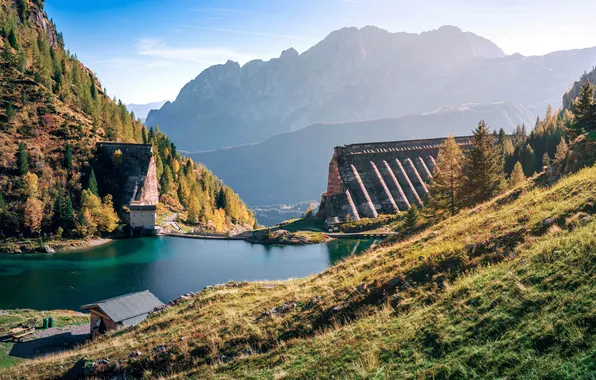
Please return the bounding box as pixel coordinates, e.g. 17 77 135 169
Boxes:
426 135 464 219
461 120 505 207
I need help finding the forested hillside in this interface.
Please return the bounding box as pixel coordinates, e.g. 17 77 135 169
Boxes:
0 0 254 246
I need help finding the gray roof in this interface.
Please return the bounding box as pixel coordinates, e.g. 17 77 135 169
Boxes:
82 290 164 324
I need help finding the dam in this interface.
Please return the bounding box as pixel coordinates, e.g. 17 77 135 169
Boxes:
319 136 475 225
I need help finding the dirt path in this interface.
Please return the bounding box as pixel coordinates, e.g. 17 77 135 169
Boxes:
9 324 89 359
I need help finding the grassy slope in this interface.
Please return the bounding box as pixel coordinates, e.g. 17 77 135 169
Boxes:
0 309 88 369
4 167 596 379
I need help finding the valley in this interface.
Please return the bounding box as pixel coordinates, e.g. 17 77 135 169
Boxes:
0 0 595 378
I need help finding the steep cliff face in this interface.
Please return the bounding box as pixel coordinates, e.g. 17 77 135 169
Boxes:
146 25 596 152
562 66 596 111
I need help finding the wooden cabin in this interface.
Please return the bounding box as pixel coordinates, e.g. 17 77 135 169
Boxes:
81 290 164 337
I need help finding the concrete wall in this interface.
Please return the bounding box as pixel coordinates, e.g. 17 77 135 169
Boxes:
130 209 157 229
97 143 159 208
322 136 474 223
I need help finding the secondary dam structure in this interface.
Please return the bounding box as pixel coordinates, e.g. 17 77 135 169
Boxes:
319 136 475 225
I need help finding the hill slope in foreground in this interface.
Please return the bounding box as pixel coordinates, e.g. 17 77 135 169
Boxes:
5 166 596 378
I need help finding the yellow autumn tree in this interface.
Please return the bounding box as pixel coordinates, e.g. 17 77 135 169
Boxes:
187 196 201 224
509 161 526 187
23 172 39 198
24 197 44 234
81 190 119 235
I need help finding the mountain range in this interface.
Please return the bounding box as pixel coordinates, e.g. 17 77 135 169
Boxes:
147 25 596 153
125 100 169 123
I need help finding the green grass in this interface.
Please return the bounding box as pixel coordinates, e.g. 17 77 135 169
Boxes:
274 217 325 232
0 309 88 369
4 166 596 379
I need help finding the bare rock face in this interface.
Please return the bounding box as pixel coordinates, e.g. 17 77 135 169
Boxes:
147 24 596 153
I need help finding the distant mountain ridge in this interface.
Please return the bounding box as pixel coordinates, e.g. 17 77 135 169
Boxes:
147 25 596 152
126 100 169 122
189 101 535 206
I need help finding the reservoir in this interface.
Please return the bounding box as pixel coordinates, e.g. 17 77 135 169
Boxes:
0 237 375 310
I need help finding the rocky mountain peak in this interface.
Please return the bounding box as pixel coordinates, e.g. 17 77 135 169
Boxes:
280 48 299 60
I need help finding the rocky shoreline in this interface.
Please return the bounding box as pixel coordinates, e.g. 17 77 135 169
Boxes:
0 238 113 254
247 229 333 245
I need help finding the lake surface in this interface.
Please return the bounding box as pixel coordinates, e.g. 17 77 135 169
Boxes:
0 237 375 311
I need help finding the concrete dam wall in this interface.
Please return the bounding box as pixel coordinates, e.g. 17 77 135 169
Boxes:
95 142 159 209
320 136 475 224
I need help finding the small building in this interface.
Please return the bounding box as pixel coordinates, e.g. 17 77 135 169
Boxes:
81 290 164 336
129 201 157 230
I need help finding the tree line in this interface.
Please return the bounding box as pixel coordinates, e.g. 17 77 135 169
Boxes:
424 80 595 222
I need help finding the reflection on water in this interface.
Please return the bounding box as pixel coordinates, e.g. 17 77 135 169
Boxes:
0 237 375 310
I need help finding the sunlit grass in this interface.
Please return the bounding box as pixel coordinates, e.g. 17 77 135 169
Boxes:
3 167 596 379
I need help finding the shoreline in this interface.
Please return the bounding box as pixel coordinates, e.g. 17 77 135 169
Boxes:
0 237 114 255
59 237 114 252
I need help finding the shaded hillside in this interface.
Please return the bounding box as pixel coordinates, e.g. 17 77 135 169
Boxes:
190 102 535 206
6 156 596 379
147 25 596 151
562 66 596 111
0 0 255 241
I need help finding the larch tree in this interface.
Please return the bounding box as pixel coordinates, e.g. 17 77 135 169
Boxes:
461 120 505 206
22 172 39 198
542 152 551 169
509 162 526 187
24 198 43 234
426 135 464 219
554 138 569 164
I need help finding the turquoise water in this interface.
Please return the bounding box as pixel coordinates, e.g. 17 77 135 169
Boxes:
0 237 375 311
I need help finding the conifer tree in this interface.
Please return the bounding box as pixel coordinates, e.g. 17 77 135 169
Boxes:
64 144 73 170
24 198 43 234
404 206 419 232
426 135 463 219
88 168 99 196
542 152 551 169
0 193 5 214
8 28 18 49
215 187 227 210
15 142 28 176
6 102 15 120
570 80 596 136
554 138 569 164
17 0 28 21
519 144 537 176
461 120 505 206
53 188 66 226
64 194 75 228
509 162 526 187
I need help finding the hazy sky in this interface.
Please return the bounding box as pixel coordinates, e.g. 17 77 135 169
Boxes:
45 0 596 104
